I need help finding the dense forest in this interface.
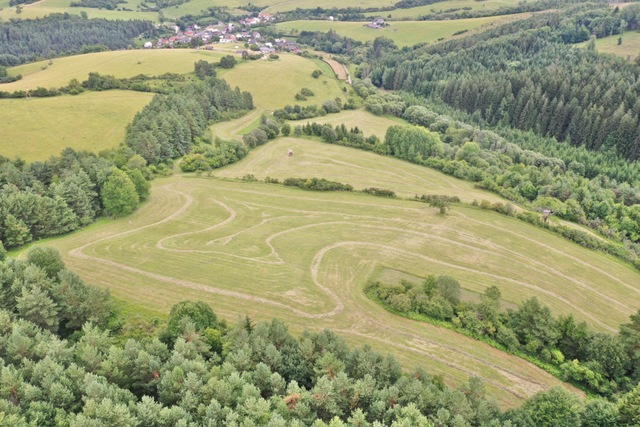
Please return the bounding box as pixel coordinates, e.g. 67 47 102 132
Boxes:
0 249 639 426
364 4 640 160
0 14 154 66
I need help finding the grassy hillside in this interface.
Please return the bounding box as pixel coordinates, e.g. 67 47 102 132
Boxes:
220 54 347 110
0 0 157 21
0 90 153 161
29 133 640 406
4 49 226 91
277 14 533 47
582 31 640 60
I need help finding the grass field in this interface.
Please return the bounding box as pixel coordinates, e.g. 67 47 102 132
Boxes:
0 0 157 21
220 54 347 110
582 31 640 60
277 14 532 47
0 90 153 161
28 130 640 407
368 0 533 19
3 50 226 92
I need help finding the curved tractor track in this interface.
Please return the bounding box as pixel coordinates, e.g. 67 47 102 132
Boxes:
55 174 640 407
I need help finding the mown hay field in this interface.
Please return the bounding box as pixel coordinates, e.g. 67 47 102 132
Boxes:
34 135 640 407
0 90 153 161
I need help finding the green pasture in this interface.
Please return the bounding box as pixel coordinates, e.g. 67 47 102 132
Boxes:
220 54 346 110
583 31 640 60
277 15 531 47
4 50 226 91
0 0 157 21
0 90 153 161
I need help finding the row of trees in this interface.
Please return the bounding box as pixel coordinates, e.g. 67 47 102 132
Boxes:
367 277 640 396
293 121 381 150
2 249 640 425
0 14 154 66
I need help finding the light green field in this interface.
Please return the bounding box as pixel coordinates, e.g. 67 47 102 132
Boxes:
369 0 533 19
0 90 153 161
32 132 640 407
277 14 531 47
586 31 640 60
220 54 346 110
3 50 226 92
0 0 157 21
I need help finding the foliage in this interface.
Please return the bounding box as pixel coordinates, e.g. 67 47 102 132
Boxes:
283 177 353 192
160 300 218 346
180 139 247 172
219 55 237 69
367 276 640 395
0 66 21 84
0 249 113 336
0 148 140 249
101 168 139 218
0 14 154 66
125 73 253 165
295 121 381 151
367 6 640 161
69 0 125 9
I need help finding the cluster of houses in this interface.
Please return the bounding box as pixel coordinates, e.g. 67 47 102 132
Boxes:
147 12 301 52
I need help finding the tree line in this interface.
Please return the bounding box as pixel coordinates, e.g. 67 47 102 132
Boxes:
0 14 154 66
367 276 640 397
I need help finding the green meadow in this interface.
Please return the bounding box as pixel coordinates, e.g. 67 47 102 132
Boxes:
583 31 640 60
277 15 532 47
0 90 153 161
220 54 347 110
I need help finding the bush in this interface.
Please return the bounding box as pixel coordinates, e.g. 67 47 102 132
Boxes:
363 188 396 198
283 177 353 192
